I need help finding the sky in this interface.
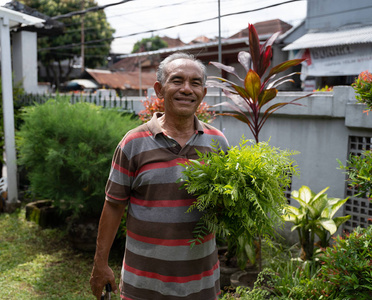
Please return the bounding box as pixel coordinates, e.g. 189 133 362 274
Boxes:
0 0 307 54
98 0 307 53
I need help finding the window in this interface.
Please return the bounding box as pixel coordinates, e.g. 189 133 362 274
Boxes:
343 136 372 232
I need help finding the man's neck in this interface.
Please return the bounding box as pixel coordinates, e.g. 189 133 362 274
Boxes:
158 114 196 147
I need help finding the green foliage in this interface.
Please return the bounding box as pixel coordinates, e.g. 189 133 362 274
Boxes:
21 0 115 86
132 35 168 53
283 186 351 260
352 70 372 111
0 208 122 299
0 77 25 162
338 150 372 199
16 98 141 220
317 226 372 299
207 23 309 143
179 138 299 269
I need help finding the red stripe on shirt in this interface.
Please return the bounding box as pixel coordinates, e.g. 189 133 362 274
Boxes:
124 260 219 283
120 131 152 148
135 158 189 176
127 230 214 246
130 196 195 207
112 161 134 177
203 128 225 137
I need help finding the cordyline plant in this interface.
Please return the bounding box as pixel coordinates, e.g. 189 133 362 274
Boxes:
207 23 311 143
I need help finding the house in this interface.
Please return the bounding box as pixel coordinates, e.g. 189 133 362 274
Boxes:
112 19 299 95
81 68 156 96
0 5 45 211
4 1 64 93
283 0 372 90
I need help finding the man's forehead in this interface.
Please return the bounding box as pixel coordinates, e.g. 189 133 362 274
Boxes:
166 59 203 77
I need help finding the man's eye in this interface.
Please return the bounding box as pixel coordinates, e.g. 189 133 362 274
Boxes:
192 81 202 86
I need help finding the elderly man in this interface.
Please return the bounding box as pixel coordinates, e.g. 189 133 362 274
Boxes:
90 52 229 300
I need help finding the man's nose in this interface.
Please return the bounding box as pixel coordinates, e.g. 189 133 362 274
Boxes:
180 81 193 94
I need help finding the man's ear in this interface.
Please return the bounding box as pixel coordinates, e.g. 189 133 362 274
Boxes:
154 81 163 99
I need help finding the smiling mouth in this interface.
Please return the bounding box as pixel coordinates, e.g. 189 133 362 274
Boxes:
176 98 195 102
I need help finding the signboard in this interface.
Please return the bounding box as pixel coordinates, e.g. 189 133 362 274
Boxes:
300 44 372 77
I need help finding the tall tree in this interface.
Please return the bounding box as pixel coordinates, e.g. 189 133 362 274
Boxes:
21 0 115 89
132 36 168 53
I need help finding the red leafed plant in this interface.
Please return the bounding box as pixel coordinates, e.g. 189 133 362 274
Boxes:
138 96 215 123
207 23 311 143
352 70 372 114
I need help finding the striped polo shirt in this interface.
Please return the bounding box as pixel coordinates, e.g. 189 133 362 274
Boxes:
105 112 229 300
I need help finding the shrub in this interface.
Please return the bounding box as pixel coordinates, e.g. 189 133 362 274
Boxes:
317 226 372 299
17 98 141 220
338 150 372 199
352 70 372 112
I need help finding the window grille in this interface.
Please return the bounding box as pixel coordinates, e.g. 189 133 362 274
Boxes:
343 136 372 233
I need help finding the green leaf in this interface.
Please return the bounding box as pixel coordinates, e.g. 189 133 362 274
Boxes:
333 215 351 228
317 218 337 235
310 194 328 219
265 59 305 81
244 70 261 102
258 88 278 108
297 186 313 204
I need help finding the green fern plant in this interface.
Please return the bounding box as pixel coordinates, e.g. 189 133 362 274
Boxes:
179 138 299 270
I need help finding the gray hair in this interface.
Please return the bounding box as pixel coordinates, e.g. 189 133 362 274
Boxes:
156 52 207 85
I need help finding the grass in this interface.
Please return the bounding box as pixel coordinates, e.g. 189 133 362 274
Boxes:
0 208 122 299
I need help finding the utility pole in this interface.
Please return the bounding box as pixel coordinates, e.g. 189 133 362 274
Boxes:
218 0 223 131
81 0 85 72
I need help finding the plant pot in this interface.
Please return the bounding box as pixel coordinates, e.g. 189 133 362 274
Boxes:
25 199 64 228
220 264 240 289
218 246 240 289
67 217 99 252
230 269 260 289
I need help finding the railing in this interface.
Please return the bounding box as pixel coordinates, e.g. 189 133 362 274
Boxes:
18 90 137 113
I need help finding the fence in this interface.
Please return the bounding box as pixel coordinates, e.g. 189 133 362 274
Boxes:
18 90 138 113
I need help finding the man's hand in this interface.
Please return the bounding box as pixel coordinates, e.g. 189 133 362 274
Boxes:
90 264 118 299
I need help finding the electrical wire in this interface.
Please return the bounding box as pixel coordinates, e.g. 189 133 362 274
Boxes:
38 0 305 52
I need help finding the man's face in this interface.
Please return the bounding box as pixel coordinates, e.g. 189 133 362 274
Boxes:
155 59 207 119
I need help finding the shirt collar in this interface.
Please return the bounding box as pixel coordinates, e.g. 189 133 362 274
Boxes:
147 112 204 137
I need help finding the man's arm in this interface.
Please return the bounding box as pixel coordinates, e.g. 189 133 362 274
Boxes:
90 200 127 299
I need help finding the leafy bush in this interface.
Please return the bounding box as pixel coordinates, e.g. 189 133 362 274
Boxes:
179 138 299 269
17 98 141 220
338 150 372 199
316 226 372 299
352 70 372 112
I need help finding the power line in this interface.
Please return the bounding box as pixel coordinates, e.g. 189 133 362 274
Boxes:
39 0 304 52
50 0 134 20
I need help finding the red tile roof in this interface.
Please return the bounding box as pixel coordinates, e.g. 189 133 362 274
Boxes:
230 19 292 39
86 68 156 90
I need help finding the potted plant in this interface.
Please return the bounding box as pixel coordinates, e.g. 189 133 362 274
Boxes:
179 138 299 271
17 97 141 250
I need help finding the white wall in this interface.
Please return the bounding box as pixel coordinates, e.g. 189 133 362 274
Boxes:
12 31 38 93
